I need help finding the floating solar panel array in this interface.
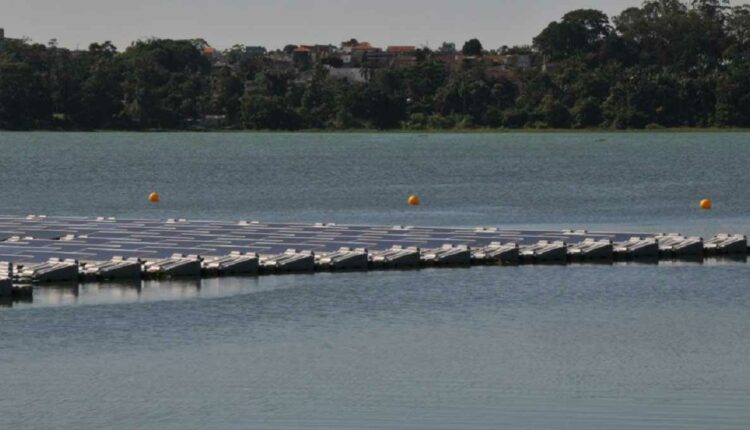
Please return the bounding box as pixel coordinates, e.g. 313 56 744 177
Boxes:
0 215 746 289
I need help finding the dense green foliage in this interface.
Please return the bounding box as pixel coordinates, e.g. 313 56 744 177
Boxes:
2 0 750 130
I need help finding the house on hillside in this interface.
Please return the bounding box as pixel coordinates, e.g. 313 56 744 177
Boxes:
386 46 416 55
434 52 464 67
362 50 391 68
392 56 417 68
292 46 313 69
347 42 382 67
0 28 22 49
266 51 295 72
386 46 417 68
326 66 368 83
294 65 368 84
202 46 230 68
503 54 534 69
342 41 372 53
297 44 336 62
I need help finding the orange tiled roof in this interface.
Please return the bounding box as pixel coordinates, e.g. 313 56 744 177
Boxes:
387 46 416 53
352 42 372 51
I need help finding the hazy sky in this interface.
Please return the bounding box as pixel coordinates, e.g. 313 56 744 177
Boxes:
3 0 749 51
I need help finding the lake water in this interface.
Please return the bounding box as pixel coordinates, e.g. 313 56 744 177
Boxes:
1 132 749 429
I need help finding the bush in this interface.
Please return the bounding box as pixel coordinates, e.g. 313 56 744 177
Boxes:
538 95 571 128
427 114 455 129
405 113 428 130
572 98 603 128
454 114 475 129
502 109 529 128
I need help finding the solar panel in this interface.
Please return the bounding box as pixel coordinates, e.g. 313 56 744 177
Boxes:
0 215 673 264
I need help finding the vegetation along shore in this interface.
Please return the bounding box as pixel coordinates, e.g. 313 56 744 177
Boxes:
1 0 749 132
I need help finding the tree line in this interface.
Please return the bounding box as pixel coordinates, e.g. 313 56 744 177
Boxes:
2 0 750 130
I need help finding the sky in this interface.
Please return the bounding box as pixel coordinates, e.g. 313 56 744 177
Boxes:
2 0 749 51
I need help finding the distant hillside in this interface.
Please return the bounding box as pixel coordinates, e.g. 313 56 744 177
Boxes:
2 1 750 130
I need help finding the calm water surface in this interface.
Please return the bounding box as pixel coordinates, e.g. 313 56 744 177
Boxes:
1 132 749 429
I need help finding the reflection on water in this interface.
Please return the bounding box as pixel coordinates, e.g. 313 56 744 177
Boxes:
0 295 31 308
0 256 743 309
2 263 750 430
9 273 325 308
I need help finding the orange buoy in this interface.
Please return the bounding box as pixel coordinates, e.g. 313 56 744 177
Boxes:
700 199 712 210
408 195 420 206
149 192 161 203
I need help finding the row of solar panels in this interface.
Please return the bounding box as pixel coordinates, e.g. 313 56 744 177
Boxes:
0 216 746 269
0 235 604 263
5 234 749 287
0 215 640 256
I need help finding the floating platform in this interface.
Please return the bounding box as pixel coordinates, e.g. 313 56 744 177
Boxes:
317 247 369 271
260 249 315 273
704 234 748 255
144 254 202 278
81 257 142 281
520 241 568 263
0 261 11 297
421 244 471 266
203 252 259 276
0 216 746 293
472 242 519 264
613 237 659 260
370 246 421 268
656 234 704 258
17 258 79 283
568 239 613 261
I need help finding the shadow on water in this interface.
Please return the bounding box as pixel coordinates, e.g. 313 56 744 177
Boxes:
0 295 32 308
27 279 202 307
708 254 748 264
8 274 321 308
4 256 748 309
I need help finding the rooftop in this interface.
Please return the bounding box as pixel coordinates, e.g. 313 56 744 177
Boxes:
352 42 373 51
386 46 416 54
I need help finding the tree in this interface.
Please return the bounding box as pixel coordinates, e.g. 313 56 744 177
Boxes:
438 42 456 53
119 39 210 128
0 61 51 129
300 66 338 128
534 9 611 60
344 70 407 129
613 0 714 68
5 0 750 131
75 41 123 128
572 97 603 127
462 39 483 56
538 95 571 128
241 94 301 129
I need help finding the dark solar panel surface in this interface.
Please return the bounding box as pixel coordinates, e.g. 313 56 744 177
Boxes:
0 216 649 263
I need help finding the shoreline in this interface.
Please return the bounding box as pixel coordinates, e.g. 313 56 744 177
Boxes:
2 128 750 134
